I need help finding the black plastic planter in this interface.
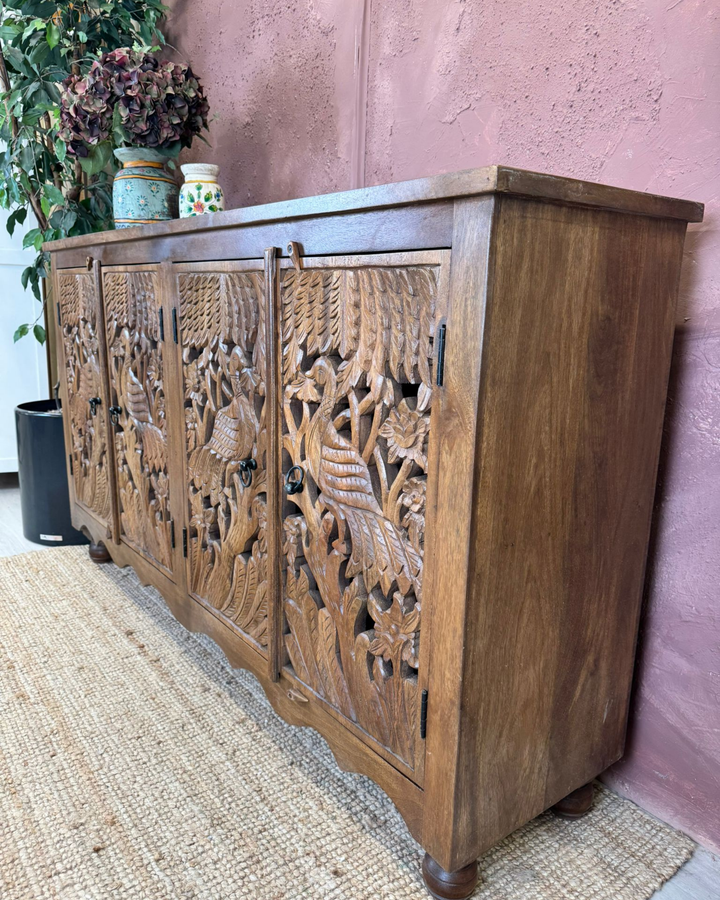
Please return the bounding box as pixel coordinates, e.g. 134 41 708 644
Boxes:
14 399 88 547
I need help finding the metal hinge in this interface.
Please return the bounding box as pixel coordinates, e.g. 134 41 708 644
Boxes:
68 454 73 476
159 307 165 342
56 301 61 327
435 324 446 387
170 520 175 549
182 526 188 557
420 689 428 740
172 307 179 344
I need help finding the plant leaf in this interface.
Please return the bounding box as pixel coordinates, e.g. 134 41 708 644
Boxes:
13 324 29 343
33 324 46 345
43 183 65 206
6 207 28 237
79 141 111 176
46 22 60 50
22 228 42 250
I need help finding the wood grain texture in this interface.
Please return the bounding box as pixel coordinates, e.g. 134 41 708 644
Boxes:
43 165 702 255
446 199 687 869
49 168 700 891
56 267 113 526
51 204 455 271
175 262 269 650
278 252 448 781
103 266 173 572
421 197 495 867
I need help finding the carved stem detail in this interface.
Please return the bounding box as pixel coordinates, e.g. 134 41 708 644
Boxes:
281 265 438 769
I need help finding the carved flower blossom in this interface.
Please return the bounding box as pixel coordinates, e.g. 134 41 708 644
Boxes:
184 348 209 403
287 372 320 404
283 515 307 571
151 471 169 501
400 476 426 553
190 489 215 536
368 593 421 669
185 406 198 451
378 400 429 468
253 497 268 554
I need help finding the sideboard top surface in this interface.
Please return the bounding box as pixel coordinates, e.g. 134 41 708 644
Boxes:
44 164 704 254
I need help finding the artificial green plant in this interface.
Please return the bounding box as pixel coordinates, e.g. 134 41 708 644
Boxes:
0 0 168 344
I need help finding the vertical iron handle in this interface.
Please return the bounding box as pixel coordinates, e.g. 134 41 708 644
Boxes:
239 457 257 487
109 405 121 427
284 465 305 495
89 396 101 416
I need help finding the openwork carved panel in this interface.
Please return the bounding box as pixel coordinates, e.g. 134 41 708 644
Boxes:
58 272 112 522
103 270 172 571
179 269 268 650
281 261 439 771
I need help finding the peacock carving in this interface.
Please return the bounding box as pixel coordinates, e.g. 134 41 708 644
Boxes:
180 269 269 648
104 274 172 571
188 346 257 503
120 331 166 473
58 273 111 521
304 357 422 597
281 262 440 770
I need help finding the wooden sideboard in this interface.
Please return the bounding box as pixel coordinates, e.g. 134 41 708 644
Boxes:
45 166 703 899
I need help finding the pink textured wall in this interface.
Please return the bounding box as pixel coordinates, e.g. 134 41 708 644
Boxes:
165 0 720 852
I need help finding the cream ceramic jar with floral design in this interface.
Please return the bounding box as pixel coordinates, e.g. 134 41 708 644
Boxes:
179 163 225 217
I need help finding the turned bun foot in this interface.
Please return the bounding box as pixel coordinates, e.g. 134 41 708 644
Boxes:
88 541 111 563
552 780 595 819
422 854 479 900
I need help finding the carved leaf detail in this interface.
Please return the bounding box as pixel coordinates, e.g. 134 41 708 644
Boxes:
281 261 438 769
59 273 111 521
105 271 171 570
181 270 269 649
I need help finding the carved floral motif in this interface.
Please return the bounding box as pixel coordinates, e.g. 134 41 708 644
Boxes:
179 271 269 649
281 263 438 768
58 272 111 521
104 271 172 570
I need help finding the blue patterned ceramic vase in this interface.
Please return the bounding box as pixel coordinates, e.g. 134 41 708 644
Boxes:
112 147 179 229
179 163 225 217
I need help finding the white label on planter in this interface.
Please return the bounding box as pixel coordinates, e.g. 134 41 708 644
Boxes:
39 534 63 542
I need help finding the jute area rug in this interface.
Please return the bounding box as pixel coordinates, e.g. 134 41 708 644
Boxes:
0 547 693 899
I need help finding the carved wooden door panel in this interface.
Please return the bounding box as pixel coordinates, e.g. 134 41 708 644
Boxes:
279 251 449 782
57 268 113 525
102 266 174 574
175 263 270 653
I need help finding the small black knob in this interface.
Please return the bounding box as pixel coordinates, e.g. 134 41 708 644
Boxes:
89 396 101 416
284 465 304 495
109 405 122 427
239 457 257 487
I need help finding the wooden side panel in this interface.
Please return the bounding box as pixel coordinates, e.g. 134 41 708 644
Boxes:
103 267 173 573
279 251 449 781
421 198 495 864
57 268 113 525
451 199 687 866
175 262 270 652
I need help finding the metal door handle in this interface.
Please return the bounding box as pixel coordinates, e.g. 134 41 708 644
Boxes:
89 396 101 416
109 406 121 427
239 457 257 487
284 465 304 495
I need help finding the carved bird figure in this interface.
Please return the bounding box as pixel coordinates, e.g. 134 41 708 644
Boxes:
70 354 101 425
189 348 256 500
304 357 422 598
122 362 166 472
